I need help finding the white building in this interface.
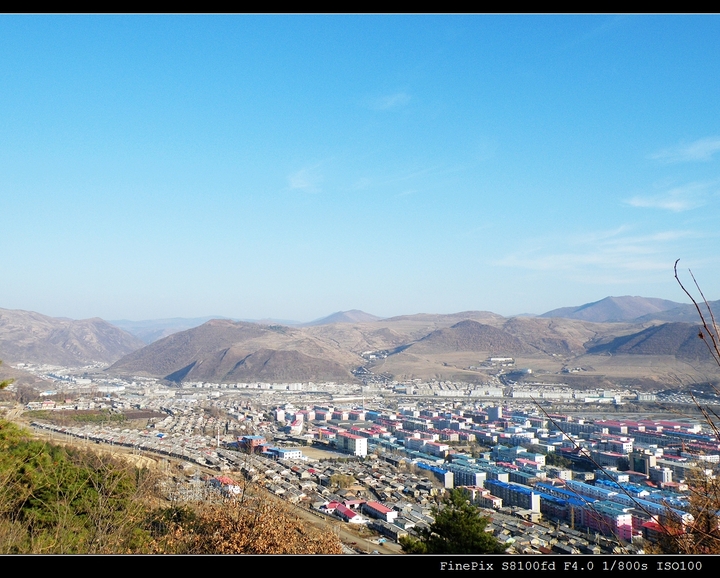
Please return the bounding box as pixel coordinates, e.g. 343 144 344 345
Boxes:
336 432 368 457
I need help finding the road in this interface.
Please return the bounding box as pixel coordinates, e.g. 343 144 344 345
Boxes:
21 418 405 555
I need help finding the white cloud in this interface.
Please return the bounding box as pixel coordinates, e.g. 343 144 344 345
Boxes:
287 164 323 193
348 165 443 192
648 137 720 163
493 228 700 278
624 181 715 212
366 92 411 111
557 16 628 53
498 251 669 274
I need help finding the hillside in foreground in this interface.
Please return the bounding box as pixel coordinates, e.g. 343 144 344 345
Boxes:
0 419 342 554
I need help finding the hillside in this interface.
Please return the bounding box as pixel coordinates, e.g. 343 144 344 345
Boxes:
634 299 720 323
0 362 46 390
541 296 684 323
0 308 145 366
303 309 383 326
0 419 342 554
371 311 508 343
109 316 229 343
6 298 719 386
410 320 531 355
107 319 361 383
107 310 720 386
164 347 352 383
586 322 713 360
502 316 613 356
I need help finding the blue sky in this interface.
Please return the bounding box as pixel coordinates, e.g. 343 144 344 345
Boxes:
2 15 719 321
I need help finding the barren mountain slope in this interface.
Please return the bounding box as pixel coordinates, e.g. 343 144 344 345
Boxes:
541 296 684 323
304 323 411 353
165 347 353 383
0 308 145 365
371 311 506 341
409 320 531 355
303 309 383 326
500 316 652 356
586 322 715 360
107 319 362 382
634 299 720 323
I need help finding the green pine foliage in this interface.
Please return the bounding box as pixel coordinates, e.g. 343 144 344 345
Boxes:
400 489 506 554
0 419 344 554
544 452 572 469
0 419 153 553
0 360 14 390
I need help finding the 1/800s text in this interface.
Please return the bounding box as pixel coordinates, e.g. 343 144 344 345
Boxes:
600 561 702 571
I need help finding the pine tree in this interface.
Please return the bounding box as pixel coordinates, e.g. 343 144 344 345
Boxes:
400 489 506 554
0 360 13 390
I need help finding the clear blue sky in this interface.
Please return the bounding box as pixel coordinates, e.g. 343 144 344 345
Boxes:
2 15 719 321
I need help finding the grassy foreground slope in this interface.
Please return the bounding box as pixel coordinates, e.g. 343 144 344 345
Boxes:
0 419 342 554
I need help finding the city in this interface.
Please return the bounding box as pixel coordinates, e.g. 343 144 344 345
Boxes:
2 14 720 559
6 357 719 555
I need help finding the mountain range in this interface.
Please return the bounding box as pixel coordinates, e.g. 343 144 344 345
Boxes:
0 308 144 366
108 319 358 383
1 296 718 389
541 296 683 323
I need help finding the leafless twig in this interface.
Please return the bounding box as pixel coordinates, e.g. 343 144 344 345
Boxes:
674 260 720 369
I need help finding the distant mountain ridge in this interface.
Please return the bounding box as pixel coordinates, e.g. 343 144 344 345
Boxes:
111 316 303 343
410 320 530 355
586 322 712 360
303 310 383 326
110 316 231 344
4 295 718 385
0 308 144 366
541 296 685 323
107 319 359 383
633 299 720 323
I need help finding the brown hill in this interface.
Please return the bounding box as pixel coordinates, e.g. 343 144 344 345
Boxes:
500 316 647 356
363 314 697 384
410 320 531 355
374 311 507 342
586 322 713 361
541 296 684 323
166 348 352 383
301 311 508 356
304 324 410 354
109 319 268 376
109 316 229 343
0 362 46 390
382 310 505 325
634 299 720 323
0 308 145 366
121 313 692 385
107 319 361 383
303 310 382 326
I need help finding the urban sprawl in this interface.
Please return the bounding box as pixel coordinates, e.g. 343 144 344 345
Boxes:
11 358 717 555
